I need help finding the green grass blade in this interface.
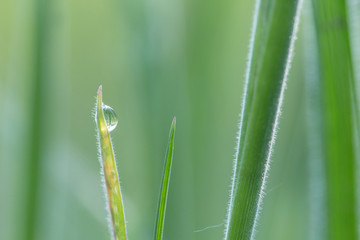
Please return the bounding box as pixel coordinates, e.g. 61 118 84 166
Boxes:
25 0 47 239
96 86 127 240
311 0 359 239
154 117 176 240
224 0 303 239
303 2 326 239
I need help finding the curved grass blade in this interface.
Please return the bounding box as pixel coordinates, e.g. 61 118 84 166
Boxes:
154 117 176 240
224 0 303 239
96 86 127 240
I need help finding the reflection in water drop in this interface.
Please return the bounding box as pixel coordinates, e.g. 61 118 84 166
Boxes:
102 104 118 132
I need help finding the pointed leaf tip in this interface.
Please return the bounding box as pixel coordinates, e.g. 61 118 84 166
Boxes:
98 85 102 97
154 119 176 240
97 86 103 108
95 85 128 240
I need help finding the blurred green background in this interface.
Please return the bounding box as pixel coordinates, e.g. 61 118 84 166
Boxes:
0 0 308 239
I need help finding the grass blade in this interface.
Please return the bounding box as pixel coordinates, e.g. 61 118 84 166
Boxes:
25 0 47 239
311 0 359 238
224 0 303 239
154 117 176 240
96 85 127 240
303 2 326 239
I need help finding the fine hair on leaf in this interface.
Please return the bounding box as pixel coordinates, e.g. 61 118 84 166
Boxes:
224 0 303 239
95 85 128 240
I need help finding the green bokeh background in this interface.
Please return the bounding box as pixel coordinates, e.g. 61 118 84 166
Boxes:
0 0 308 239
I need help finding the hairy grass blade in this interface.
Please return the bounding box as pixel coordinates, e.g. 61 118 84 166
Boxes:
96 86 127 240
224 0 303 239
311 0 359 238
154 117 176 240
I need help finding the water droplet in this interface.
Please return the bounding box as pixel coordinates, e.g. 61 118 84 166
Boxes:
102 104 118 132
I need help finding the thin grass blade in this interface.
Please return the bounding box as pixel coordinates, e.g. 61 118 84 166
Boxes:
154 117 176 240
24 0 47 238
96 86 127 240
224 0 303 239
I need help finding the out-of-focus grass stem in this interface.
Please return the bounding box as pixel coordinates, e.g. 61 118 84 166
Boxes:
311 0 359 238
303 1 326 239
24 0 47 239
